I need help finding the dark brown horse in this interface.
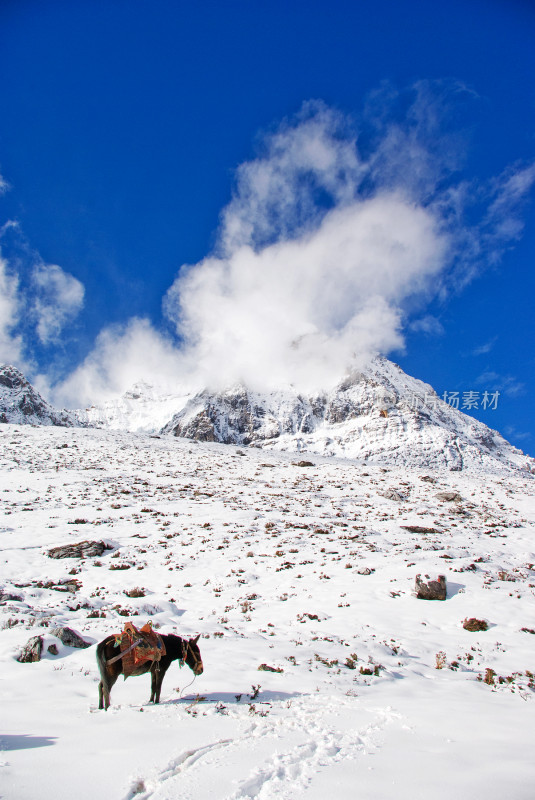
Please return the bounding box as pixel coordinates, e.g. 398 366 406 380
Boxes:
96 633 203 710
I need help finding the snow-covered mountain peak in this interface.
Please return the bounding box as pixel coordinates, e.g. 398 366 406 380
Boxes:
73 380 193 433
161 356 533 475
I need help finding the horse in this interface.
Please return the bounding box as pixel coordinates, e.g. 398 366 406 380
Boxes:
96 632 203 710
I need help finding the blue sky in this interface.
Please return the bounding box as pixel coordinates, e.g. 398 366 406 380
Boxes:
0 0 534 451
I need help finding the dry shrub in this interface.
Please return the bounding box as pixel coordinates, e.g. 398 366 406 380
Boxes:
124 587 146 598
463 617 488 632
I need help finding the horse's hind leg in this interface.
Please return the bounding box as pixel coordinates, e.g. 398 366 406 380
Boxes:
97 664 118 711
98 680 108 710
98 677 113 710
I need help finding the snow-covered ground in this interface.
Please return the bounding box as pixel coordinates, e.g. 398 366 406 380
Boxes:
0 425 534 799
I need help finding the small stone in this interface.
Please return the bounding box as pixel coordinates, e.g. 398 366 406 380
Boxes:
292 461 314 467
47 643 59 655
17 636 43 663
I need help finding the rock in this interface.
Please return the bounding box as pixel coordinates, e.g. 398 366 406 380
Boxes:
0 364 81 427
258 664 284 672
47 540 108 559
379 488 405 501
47 643 59 655
17 636 43 662
401 525 440 534
463 617 488 632
292 461 314 467
49 627 91 649
0 591 23 602
357 567 375 575
435 492 462 502
415 574 447 600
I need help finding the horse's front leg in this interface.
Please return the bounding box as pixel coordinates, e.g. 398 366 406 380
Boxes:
150 666 158 703
154 662 171 704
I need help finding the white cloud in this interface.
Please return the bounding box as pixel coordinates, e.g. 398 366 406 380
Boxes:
165 191 447 392
0 214 85 369
475 370 525 397
31 262 85 344
478 162 535 257
472 337 497 356
52 318 187 407
0 254 24 366
219 102 364 253
409 315 445 336
26 86 535 406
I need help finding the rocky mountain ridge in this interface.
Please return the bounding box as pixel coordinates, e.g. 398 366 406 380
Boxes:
1 359 533 474
161 357 532 474
0 365 80 427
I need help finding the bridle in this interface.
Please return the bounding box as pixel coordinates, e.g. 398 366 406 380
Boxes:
180 637 203 674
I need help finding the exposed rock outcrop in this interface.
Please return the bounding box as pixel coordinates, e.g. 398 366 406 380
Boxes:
47 540 109 559
0 365 81 427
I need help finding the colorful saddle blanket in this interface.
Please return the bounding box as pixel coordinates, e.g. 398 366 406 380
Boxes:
115 621 166 679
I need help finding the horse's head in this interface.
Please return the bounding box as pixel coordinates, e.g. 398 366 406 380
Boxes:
184 635 203 675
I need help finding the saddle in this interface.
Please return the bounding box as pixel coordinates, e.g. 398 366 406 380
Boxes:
112 621 166 679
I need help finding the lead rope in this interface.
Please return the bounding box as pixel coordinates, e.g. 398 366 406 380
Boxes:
178 640 199 699
178 674 197 699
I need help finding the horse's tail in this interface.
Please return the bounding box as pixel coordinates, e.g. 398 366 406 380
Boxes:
96 638 112 677
96 637 115 709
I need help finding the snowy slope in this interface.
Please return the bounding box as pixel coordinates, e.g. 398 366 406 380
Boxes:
162 357 533 474
0 424 534 800
0 365 80 427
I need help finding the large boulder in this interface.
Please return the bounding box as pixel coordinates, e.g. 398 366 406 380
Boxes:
49 627 91 649
415 574 447 600
435 492 463 503
47 540 108 559
17 636 44 662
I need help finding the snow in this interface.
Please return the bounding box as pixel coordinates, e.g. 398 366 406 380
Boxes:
73 381 193 434
1 424 534 799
